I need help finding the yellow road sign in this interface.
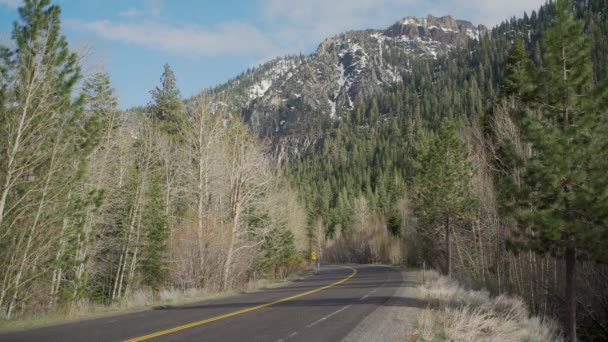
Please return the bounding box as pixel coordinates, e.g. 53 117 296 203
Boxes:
311 251 317 261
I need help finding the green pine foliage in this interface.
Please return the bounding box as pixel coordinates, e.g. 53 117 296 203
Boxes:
500 0 608 266
495 1 608 340
0 0 101 318
150 63 184 134
256 226 300 279
411 120 476 277
141 172 169 295
83 72 119 140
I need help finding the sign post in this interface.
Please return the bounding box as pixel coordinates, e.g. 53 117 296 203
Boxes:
311 251 318 273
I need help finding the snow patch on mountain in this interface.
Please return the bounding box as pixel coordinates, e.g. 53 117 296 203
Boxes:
467 28 480 40
247 58 301 101
401 17 429 27
249 79 272 99
328 98 336 118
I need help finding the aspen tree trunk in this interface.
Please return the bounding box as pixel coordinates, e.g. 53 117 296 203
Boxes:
529 251 536 312
111 245 125 301
1 245 23 312
222 209 239 291
0 237 18 309
223 155 241 292
70 210 93 311
0 74 35 228
475 218 486 283
6 145 60 318
114 189 141 301
125 203 144 300
565 246 577 342
50 192 72 307
197 119 206 273
445 216 452 279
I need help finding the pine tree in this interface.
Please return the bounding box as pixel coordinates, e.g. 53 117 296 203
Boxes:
502 38 533 98
83 72 118 141
64 72 118 306
411 120 476 279
0 44 9 110
0 0 94 318
500 1 608 340
150 64 183 135
141 172 169 298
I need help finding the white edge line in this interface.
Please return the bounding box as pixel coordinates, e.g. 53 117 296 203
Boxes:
306 305 352 328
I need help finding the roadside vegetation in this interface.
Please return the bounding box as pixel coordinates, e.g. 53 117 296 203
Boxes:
0 0 308 325
412 270 562 341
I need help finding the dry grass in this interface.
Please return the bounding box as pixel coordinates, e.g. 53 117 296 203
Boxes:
411 270 562 342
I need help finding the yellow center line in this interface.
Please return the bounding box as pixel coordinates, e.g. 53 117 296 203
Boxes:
125 266 358 341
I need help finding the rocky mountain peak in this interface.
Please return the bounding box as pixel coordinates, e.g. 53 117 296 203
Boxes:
205 13 489 158
386 14 488 46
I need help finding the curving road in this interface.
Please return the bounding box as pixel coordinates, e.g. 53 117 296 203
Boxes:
0 265 420 342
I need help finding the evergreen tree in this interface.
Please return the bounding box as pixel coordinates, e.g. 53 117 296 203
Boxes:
150 63 183 134
83 72 118 140
0 0 95 318
499 1 608 340
411 120 476 279
502 38 533 98
0 44 9 110
141 172 169 297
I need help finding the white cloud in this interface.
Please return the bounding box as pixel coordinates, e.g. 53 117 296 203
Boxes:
263 0 419 49
70 0 548 59
119 8 142 17
264 0 547 27
262 0 548 50
71 19 278 58
0 0 19 8
429 0 547 27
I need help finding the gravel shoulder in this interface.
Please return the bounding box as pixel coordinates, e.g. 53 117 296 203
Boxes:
342 270 425 342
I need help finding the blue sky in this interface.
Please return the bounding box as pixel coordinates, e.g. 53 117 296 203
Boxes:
0 0 546 108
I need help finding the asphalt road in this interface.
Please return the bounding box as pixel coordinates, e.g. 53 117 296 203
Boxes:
0 265 417 342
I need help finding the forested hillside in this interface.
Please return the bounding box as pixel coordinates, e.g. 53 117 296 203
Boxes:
288 0 608 340
1 0 607 341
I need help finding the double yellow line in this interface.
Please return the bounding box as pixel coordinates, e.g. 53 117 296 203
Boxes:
126 266 357 341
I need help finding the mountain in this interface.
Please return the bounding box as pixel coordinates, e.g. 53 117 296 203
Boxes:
203 15 487 156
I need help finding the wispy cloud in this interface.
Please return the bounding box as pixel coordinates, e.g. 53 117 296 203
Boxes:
118 8 142 17
262 0 547 49
0 0 19 9
70 0 547 60
429 0 546 27
263 0 418 50
70 19 278 58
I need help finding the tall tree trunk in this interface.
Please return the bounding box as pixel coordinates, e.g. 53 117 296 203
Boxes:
445 216 452 279
124 204 143 300
223 208 239 291
565 246 577 342
197 145 206 278
0 74 35 227
561 44 576 341
111 245 125 301
6 146 59 319
50 197 71 307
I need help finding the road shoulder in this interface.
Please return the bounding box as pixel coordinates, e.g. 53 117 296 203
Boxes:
342 269 425 342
